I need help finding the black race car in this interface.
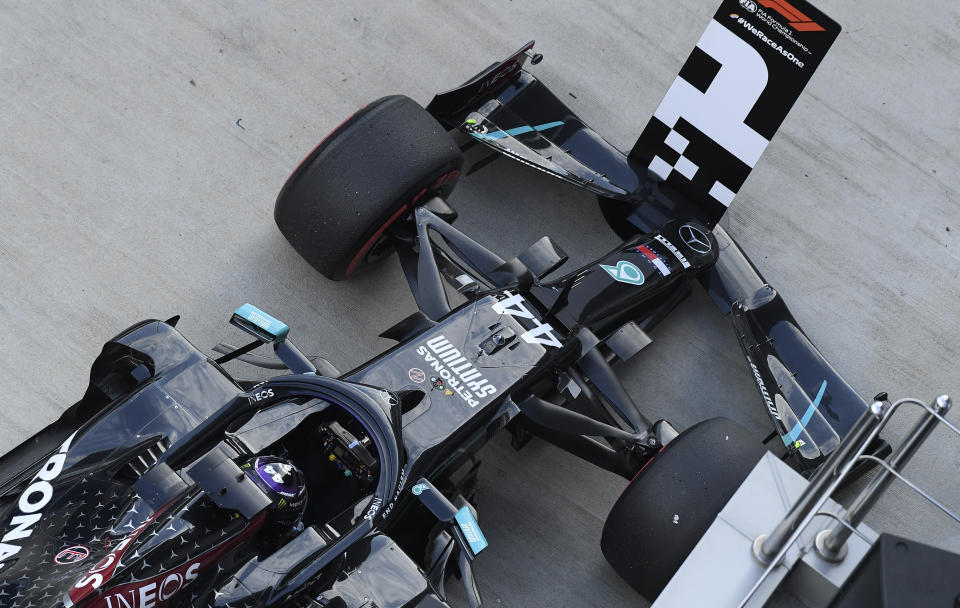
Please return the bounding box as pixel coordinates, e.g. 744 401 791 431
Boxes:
0 1 870 606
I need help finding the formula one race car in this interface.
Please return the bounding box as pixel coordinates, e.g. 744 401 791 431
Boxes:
1 1 895 606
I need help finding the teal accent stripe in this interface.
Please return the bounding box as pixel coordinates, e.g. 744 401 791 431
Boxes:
476 120 564 140
783 380 827 445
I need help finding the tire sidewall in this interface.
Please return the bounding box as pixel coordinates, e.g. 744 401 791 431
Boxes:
274 95 463 281
600 417 766 602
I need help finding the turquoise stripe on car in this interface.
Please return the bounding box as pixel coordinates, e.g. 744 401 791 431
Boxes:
783 380 828 445
474 120 564 140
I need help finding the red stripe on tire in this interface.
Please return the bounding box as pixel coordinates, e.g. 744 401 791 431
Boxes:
345 204 409 276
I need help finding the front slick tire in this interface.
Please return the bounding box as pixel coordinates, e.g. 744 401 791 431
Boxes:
275 95 463 280
601 417 765 602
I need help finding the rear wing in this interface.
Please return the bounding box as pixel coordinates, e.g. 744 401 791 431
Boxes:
427 0 840 230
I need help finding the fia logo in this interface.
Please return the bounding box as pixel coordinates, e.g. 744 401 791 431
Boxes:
599 261 645 286
739 0 758 12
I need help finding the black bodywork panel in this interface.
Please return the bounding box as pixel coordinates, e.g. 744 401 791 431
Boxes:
425 29 864 475
0 319 440 608
703 226 870 472
831 534 960 607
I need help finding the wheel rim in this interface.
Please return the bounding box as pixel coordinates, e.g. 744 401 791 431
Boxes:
344 203 412 277
344 168 461 277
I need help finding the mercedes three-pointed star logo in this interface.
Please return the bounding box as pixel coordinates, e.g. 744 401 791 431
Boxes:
679 224 712 254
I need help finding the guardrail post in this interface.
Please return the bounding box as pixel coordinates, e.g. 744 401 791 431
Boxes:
814 395 952 561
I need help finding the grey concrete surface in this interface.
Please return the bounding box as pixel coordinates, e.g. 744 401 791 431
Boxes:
0 1 958 606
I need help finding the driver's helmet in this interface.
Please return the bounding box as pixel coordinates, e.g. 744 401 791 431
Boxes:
241 455 308 528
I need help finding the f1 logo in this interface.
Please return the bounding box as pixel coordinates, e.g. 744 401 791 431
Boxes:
759 0 825 31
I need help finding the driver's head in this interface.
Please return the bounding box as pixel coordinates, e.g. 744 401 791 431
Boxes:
241 455 308 529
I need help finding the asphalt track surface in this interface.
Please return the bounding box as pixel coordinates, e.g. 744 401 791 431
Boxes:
1 2 958 607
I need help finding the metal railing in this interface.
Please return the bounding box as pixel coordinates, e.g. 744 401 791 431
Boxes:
737 394 959 608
